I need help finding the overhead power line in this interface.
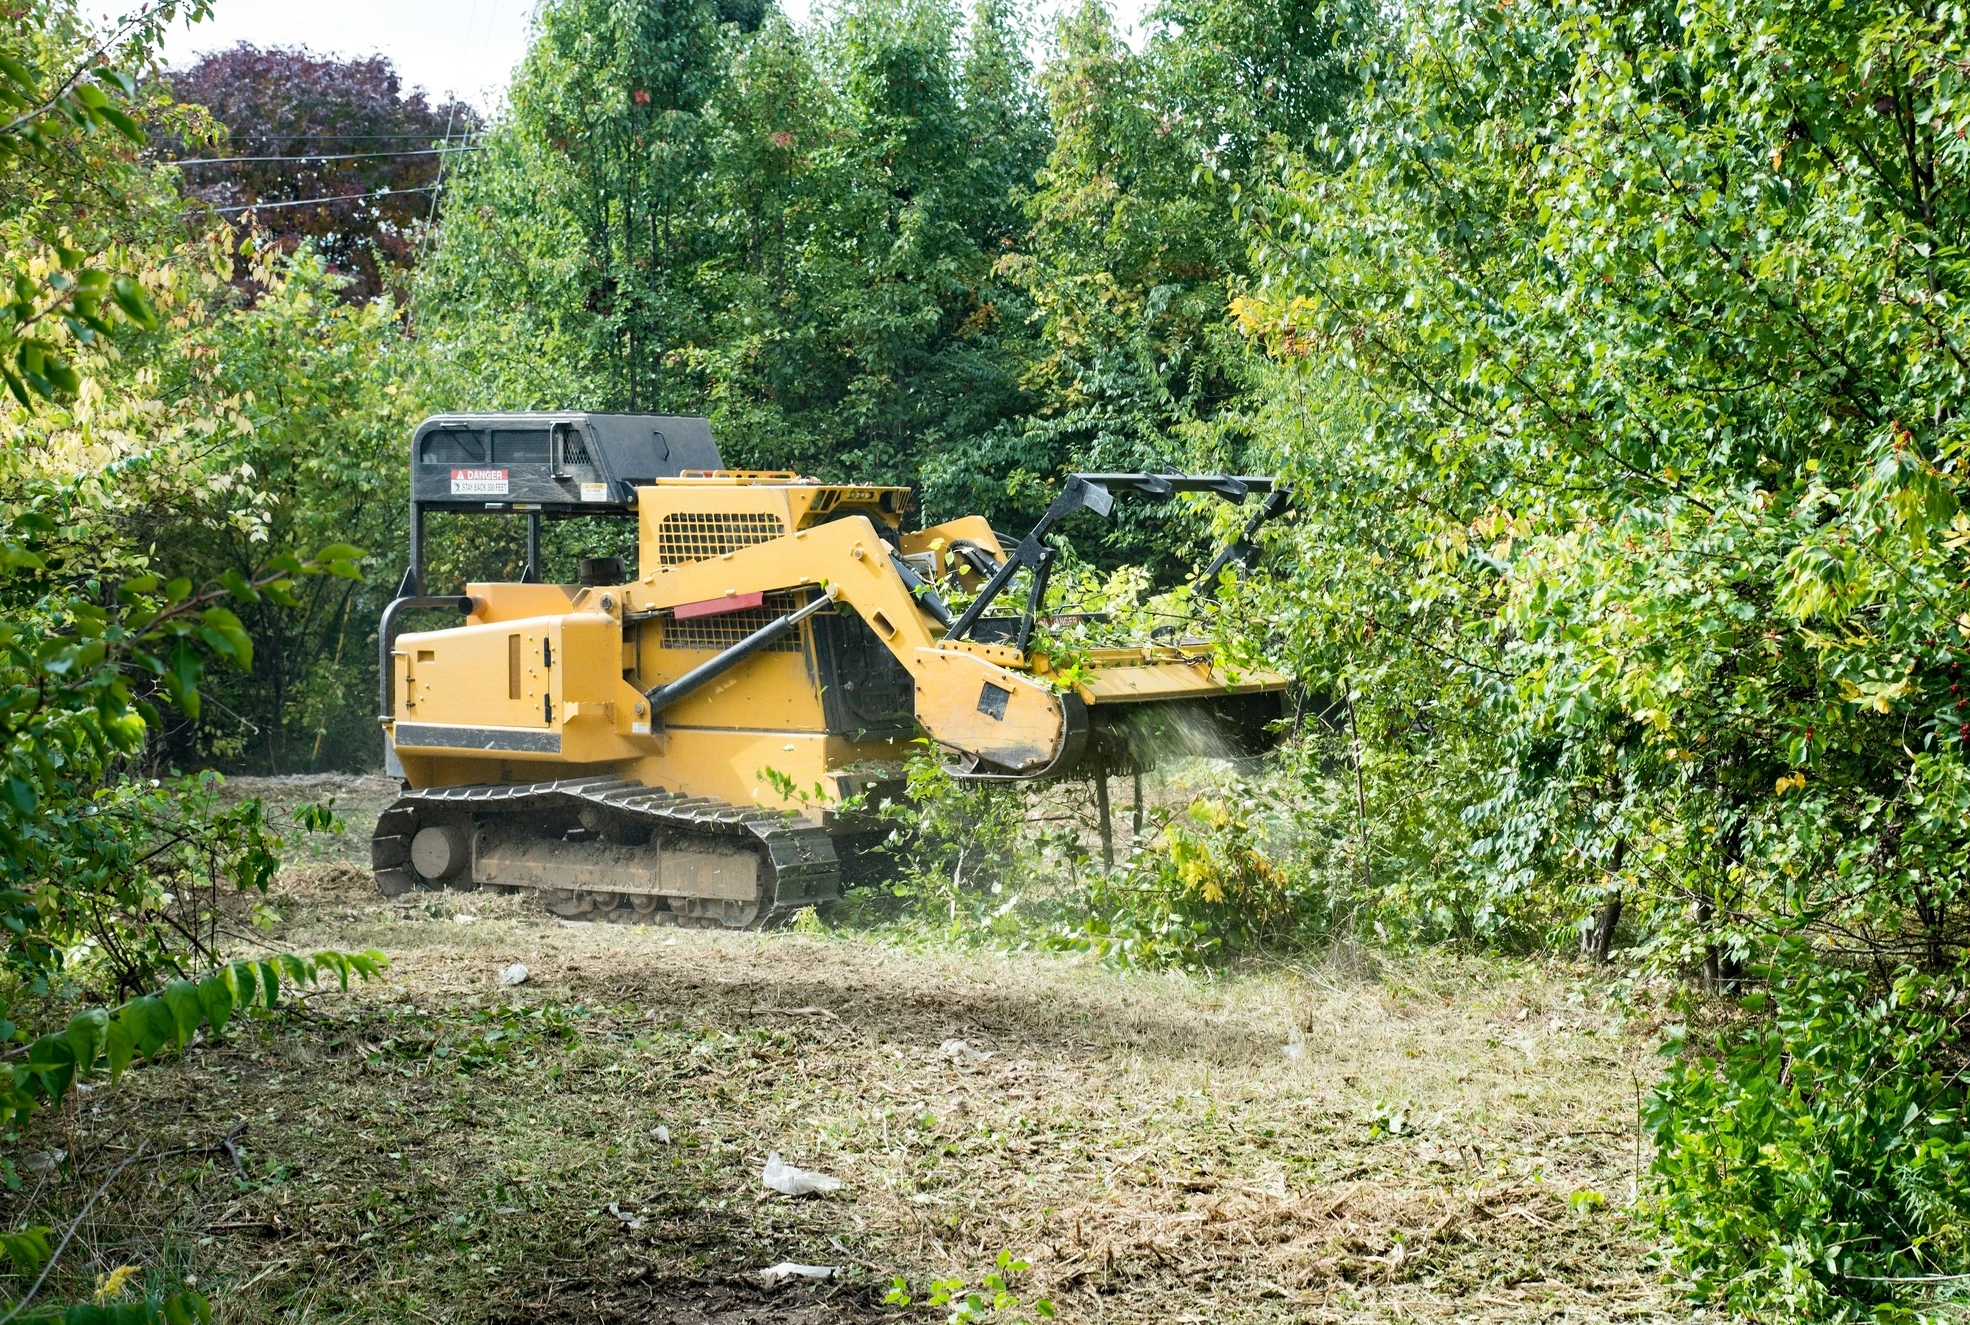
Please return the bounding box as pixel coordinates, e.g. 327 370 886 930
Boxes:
181 185 440 217
186 131 482 143
167 145 482 167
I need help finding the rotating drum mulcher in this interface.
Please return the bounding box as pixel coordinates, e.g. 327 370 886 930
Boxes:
372 411 1293 928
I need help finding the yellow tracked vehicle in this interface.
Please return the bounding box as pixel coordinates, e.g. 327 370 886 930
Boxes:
372 412 1292 926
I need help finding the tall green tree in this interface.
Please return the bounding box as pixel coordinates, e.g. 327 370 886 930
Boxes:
1146 0 1361 161
133 247 414 773
1242 0 1970 1310
419 0 1049 496
958 0 1356 568
524 0 728 411
1 0 187 404
776 0 1048 482
0 8 382 1313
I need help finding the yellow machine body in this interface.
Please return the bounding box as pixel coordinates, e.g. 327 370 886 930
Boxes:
385 473 1283 817
371 412 1290 926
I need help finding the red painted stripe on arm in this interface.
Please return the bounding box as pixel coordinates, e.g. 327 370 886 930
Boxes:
673 591 766 620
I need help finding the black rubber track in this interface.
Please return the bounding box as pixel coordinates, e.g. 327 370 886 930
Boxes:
370 776 840 929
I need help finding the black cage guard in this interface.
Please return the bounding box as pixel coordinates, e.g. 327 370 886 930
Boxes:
943 472 1290 648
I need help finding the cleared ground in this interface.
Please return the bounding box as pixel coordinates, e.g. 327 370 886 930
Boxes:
6 776 1677 1323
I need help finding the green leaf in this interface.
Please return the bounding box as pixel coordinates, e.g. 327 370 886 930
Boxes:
196 973 234 1036
161 1290 212 1325
0 53 35 90
257 960 280 1007
119 997 170 1057
217 569 260 603
312 951 348 990
0 1225 49 1275
26 1034 74 1101
197 607 252 669
97 104 144 144
104 1020 133 1081
109 278 156 330
2 777 36 815
162 638 202 719
64 1007 108 1077
229 961 261 1009
24 1033 70 1072
160 980 201 1046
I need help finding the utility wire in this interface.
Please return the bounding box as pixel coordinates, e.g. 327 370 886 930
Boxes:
404 97 466 336
166 145 482 167
187 131 482 143
425 98 464 235
180 185 438 217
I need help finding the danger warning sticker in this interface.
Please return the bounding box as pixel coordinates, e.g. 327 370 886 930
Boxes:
450 468 509 496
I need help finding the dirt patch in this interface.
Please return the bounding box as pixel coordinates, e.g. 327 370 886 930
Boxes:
0 782 1676 1324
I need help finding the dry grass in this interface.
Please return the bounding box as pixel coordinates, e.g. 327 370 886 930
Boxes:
1 780 1679 1323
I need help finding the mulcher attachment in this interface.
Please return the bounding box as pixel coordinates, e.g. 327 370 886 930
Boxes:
370 776 840 930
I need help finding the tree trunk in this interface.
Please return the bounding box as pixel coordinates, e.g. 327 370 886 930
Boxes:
1347 692 1370 894
1582 890 1622 963
1695 895 1744 994
1093 758 1113 869
1582 839 1625 962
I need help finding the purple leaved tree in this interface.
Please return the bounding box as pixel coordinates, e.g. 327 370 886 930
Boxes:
165 45 481 300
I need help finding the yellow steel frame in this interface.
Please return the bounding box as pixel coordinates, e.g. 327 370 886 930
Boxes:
387 476 1287 817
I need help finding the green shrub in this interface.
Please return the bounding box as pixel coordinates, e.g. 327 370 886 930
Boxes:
1648 953 1970 1322
831 750 1038 937
1044 788 1339 969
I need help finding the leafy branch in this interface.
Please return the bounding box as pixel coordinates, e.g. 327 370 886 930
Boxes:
0 0 213 406
1 948 386 1127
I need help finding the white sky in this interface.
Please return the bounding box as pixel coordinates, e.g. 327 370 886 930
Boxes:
91 0 1150 114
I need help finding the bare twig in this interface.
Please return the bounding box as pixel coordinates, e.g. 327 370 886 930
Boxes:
220 1121 248 1179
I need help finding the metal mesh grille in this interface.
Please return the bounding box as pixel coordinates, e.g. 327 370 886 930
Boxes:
657 512 786 566
660 592 809 652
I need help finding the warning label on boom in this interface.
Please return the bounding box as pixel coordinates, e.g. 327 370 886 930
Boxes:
451 468 510 496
